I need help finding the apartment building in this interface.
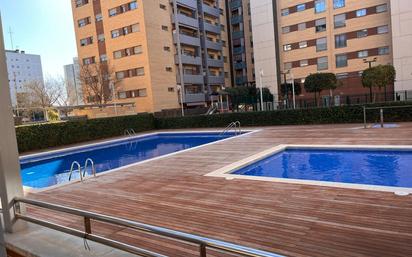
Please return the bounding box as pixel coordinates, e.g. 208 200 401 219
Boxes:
251 0 394 105
226 0 255 86
5 50 44 107
71 0 231 113
64 57 84 106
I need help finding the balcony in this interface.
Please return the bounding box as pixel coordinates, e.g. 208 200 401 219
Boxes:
233 46 245 55
205 40 222 50
230 0 242 10
180 74 204 84
231 15 243 24
175 54 202 65
207 58 224 67
174 32 201 46
173 13 199 28
235 76 248 85
234 62 246 70
202 3 220 17
204 22 221 34
181 93 206 103
232 30 244 40
173 0 197 9
207 75 225 84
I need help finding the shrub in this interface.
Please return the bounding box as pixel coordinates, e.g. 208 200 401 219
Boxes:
16 114 155 152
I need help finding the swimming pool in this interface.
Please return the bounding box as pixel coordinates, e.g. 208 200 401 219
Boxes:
21 132 242 188
231 148 412 189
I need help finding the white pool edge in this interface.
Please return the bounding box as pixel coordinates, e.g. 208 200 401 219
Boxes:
205 144 412 195
24 129 261 193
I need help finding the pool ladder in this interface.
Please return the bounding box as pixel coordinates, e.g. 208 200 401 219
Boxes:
220 121 242 136
68 158 96 181
124 128 136 136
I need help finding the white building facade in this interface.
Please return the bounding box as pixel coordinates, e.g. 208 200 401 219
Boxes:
63 57 83 106
390 0 412 99
5 50 44 107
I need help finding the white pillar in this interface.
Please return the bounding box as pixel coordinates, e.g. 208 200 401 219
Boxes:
0 13 25 233
0 212 6 257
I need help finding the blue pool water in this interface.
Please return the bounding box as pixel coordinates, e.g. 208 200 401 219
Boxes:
233 149 412 188
21 132 239 188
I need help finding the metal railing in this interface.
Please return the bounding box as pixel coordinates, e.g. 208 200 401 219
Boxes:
363 105 412 128
83 158 96 178
13 197 283 257
68 161 82 181
220 121 241 136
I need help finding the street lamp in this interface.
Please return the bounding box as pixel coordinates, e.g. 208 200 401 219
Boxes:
280 70 296 109
111 82 118 116
259 69 264 111
363 57 377 68
176 84 184 117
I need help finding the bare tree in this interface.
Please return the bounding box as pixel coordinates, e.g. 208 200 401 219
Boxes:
78 62 119 105
24 76 66 108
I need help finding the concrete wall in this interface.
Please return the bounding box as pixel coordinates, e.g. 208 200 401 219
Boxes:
250 0 279 101
391 0 412 93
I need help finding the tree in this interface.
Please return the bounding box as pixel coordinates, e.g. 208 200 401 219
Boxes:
304 73 338 106
362 64 396 102
280 83 302 105
24 76 66 108
79 62 118 105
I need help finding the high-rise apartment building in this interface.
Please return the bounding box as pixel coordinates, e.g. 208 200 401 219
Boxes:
226 0 255 86
251 0 395 106
5 50 44 107
71 0 231 113
64 57 83 106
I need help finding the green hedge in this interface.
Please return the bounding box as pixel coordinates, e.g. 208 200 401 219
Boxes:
16 102 412 152
16 114 155 152
155 102 412 129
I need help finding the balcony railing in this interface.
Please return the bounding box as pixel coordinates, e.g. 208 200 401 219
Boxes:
173 13 199 28
230 0 242 10
231 15 243 24
174 32 201 46
233 46 245 54
174 0 197 9
232 30 244 40
205 40 222 50
235 76 248 85
181 93 206 103
202 3 220 17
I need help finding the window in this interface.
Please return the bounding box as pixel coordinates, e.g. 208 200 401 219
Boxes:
358 50 368 58
168 87 175 92
136 67 145 76
118 92 127 99
164 46 171 52
129 1 137 10
98 34 105 42
75 0 88 8
281 8 289 16
123 26 129 35
137 89 147 97
315 18 326 32
298 22 306 31
111 29 120 38
165 67 173 72
297 4 306 12
357 29 368 38
336 73 348 79
315 0 326 13
283 44 292 51
300 60 308 67
335 34 347 48
131 23 140 32
80 37 93 46
376 4 387 13
299 41 308 48
78 17 90 27
333 0 345 9
134 46 142 54
100 54 107 62
284 62 292 70
96 13 103 22
356 9 367 17
109 8 117 17
162 25 168 31
282 26 290 34
82 57 95 65
317 57 328 70
316 37 327 51
336 54 347 68
377 25 389 34
113 50 122 59
116 71 125 79
334 14 346 28
160 4 166 10
378 46 390 55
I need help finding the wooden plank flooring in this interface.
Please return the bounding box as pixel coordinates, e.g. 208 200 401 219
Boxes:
26 124 412 257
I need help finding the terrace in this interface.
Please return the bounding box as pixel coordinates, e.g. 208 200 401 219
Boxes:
3 124 412 257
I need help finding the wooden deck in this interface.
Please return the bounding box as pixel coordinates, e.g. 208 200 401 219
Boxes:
26 124 412 257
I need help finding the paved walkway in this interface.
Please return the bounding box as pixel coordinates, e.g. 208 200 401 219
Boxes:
25 123 412 257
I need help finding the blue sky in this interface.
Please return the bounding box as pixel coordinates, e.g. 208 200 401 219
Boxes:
0 0 77 77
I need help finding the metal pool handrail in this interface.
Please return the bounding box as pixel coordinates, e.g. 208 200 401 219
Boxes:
83 158 96 178
220 121 241 136
124 128 136 136
13 197 283 257
68 161 82 181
